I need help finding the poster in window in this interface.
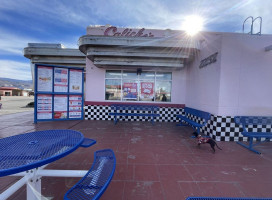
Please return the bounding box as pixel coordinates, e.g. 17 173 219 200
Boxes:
123 82 137 99
69 95 82 118
54 68 68 92
54 95 68 119
69 69 82 93
37 66 53 92
140 82 154 98
37 94 52 119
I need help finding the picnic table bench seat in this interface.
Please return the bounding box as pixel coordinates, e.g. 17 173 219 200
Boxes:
186 197 272 200
234 116 272 154
176 107 211 135
64 149 116 200
109 104 160 124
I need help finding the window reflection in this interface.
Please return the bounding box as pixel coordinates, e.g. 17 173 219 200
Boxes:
105 79 121 100
105 70 172 102
155 81 171 102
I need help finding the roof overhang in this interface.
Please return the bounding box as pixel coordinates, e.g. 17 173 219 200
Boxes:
78 33 200 70
24 43 86 68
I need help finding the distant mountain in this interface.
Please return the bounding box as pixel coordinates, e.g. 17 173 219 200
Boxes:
0 77 33 90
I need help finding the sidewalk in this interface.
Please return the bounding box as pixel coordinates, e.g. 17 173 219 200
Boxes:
0 96 34 116
0 112 272 200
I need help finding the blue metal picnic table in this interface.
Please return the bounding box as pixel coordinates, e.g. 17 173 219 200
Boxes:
0 129 96 200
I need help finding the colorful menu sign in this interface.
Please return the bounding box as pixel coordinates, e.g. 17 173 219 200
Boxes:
69 95 82 118
54 95 68 119
37 66 53 92
140 82 154 99
123 82 137 99
37 94 52 119
34 64 84 123
69 69 83 93
54 68 68 92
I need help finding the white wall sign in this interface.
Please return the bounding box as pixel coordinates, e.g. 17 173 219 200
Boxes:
199 52 218 68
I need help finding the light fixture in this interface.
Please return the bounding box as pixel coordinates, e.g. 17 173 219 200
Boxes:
137 68 142 75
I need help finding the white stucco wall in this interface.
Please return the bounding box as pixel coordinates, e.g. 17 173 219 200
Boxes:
219 33 272 116
185 33 222 115
85 58 105 101
186 32 272 116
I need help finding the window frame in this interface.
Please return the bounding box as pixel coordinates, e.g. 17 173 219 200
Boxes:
105 70 172 102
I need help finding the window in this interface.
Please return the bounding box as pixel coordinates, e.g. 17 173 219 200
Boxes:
105 70 121 100
105 70 172 102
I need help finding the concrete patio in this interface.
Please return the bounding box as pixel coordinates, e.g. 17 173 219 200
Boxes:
0 111 272 200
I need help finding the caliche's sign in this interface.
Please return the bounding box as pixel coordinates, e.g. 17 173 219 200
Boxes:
104 26 154 37
199 52 218 68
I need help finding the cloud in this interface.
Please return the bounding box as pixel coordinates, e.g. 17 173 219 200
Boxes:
1 0 271 34
0 29 41 55
0 60 32 80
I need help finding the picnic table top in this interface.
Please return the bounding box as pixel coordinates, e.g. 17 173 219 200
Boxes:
0 129 85 177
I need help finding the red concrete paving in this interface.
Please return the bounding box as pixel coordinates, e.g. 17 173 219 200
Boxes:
1 112 272 200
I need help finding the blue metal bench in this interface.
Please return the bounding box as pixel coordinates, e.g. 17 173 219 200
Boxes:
186 197 272 200
234 116 272 154
176 107 211 135
64 149 116 200
109 104 160 125
176 107 211 134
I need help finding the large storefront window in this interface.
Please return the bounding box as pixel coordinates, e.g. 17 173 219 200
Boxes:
105 70 121 100
105 70 172 102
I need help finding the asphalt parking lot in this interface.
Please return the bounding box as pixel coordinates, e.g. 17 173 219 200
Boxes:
0 96 34 115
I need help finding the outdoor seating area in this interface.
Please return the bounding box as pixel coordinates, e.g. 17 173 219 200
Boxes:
109 104 160 125
0 112 272 199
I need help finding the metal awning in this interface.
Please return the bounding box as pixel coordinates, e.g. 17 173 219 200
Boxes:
24 43 86 68
78 35 200 70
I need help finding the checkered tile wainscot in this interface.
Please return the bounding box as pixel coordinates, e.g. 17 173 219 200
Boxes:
84 105 183 122
84 105 271 142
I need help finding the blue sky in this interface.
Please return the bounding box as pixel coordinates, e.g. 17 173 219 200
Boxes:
0 0 271 80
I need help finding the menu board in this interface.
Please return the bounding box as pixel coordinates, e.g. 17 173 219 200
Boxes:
37 94 52 119
69 69 82 93
34 64 84 123
37 66 53 92
54 68 68 92
69 95 82 118
54 95 68 119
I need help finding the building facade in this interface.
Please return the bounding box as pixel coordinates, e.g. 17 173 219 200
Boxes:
24 25 272 141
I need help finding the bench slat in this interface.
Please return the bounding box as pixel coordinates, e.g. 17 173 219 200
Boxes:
64 149 116 200
176 107 211 135
242 132 272 138
184 107 211 121
109 104 160 124
176 115 204 128
109 113 160 117
234 116 272 154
